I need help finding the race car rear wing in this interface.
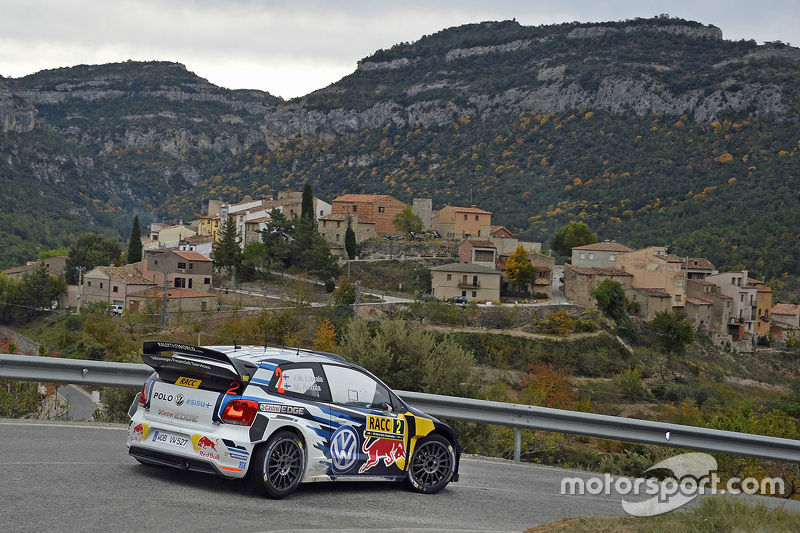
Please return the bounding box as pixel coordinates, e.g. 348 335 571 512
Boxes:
141 340 256 393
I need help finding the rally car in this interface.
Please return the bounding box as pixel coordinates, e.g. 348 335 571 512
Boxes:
127 340 460 498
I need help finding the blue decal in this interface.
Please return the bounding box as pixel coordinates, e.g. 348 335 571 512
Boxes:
330 426 359 474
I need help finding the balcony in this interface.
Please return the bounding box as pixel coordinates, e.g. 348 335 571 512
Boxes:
458 282 480 289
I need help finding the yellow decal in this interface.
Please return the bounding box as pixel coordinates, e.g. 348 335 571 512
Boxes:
176 376 201 388
131 422 149 439
365 414 405 440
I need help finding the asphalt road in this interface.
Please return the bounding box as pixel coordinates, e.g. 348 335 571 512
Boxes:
0 419 627 533
2 419 798 533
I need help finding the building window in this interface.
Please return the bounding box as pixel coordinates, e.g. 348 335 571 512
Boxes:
675 294 681 302
352 205 357 212
188 263 193 270
579 253 586 260
112 286 118 293
378 206 385 213
472 291 477 298
100 282 104 289
323 221 327 227
472 276 478 286
474 250 494 262
588 253 594 260
188 279 193 289
178 262 186 269
204 278 210 285
475 215 479 221
610 254 616 261
87 281 92 287
335 234 340 241
463 214 468 220
447 274 452 281
462 275 468 284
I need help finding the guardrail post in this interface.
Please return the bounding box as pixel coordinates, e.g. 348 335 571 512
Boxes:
513 427 521 463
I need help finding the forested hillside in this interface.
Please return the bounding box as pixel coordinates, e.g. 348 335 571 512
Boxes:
2 16 800 291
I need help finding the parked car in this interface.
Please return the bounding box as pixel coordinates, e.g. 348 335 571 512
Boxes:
420 293 440 302
111 304 124 315
127 341 460 498
448 296 468 305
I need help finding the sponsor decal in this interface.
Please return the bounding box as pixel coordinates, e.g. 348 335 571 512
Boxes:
358 437 406 473
365 415 405 440
131 422 149 440
228 453 249 461
192 434 222 461
258 403 306 415
175 393 185 406
157 409 199 422
155 341 203 354
186 398 213 409
330 426 359 474
176 376 201 388
153 391 174 402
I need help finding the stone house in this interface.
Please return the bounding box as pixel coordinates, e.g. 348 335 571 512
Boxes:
571 241 634 269
686 279 734 343
459 239 498 269
331 194 406 235
141 249 213 292
435 205 492 241
771 303 800 339
81 265 156 312
563 265 633 309
430 263 501 302
616 246 686 310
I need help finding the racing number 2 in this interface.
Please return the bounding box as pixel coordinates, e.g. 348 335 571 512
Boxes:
226 381 240 395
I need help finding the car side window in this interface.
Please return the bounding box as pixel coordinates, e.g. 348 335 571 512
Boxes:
323 364 395 411
268 363 330 401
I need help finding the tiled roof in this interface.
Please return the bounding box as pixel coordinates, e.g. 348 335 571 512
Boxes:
565 265 632 276
96 265 154 285
463 239 496 248
441 205 492 215
430 262 500 274
666 256 715 270
319 213 351 221
490 225 514 237
772 303 800 316
573 241 634 252
632 287 671 297
333 194 395 203
173 250 212 262
686 296 713 306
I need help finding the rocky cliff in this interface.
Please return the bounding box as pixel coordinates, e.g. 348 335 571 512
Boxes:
0 78 36 133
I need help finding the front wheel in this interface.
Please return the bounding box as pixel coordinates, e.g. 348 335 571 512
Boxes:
251 430 306 499
406 434 456 494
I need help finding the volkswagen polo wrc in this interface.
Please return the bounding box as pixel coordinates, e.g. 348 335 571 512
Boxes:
127 341 460 498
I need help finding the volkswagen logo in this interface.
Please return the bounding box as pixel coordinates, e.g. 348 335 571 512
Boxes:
175 393 185 406
330 426 359 474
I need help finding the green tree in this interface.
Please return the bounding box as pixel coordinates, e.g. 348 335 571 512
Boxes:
345 218 358 260
392 205 425 239
213 216 242 275
651 310 695 355
341 318 476 397
17 263 67 319
126 215 143 264
260 208 294 270
305 230 341 286
590 279 628 322
549 221 597 259
0 273 18 324
504 245 535 292
301 181 314 221
65 234 123 285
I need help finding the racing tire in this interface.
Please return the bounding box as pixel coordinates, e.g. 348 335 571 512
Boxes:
251 430 306 499
406 434 456 494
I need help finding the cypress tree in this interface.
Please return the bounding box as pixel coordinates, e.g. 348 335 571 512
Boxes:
127 215 143 264
301 181 314 221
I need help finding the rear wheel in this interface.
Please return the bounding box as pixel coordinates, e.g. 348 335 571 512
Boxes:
406 434 456 494
251 430 306 499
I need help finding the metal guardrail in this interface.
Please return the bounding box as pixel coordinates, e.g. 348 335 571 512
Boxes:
2 354 799 463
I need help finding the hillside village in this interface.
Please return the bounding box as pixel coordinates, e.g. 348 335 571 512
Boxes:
4 188 798 353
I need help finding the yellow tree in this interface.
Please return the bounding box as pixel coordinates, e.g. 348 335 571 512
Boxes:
504 245 535 293
313 318 339 353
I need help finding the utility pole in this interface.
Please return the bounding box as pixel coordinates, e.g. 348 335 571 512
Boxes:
354 280 361 319
161 277 172 326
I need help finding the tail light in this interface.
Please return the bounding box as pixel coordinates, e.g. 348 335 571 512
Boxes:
138 383 148 405
221 399 259 426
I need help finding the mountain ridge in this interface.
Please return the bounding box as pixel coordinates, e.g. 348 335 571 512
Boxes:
1 16 799 290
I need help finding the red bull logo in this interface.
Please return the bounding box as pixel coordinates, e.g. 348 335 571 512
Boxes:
195 436 217 451
192 434 221 461
131 422 149 440
358 437 406 473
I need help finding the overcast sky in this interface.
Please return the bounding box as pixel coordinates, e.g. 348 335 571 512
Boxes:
1 1 795 99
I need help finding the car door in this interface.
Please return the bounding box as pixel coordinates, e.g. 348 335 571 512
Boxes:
324 363 408 478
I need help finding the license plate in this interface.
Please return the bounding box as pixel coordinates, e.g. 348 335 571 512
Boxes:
152 431 189 448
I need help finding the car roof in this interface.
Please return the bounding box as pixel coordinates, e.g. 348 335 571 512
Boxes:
202 345 348 366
